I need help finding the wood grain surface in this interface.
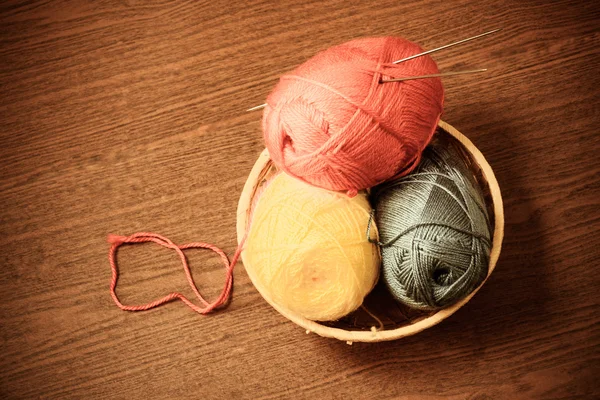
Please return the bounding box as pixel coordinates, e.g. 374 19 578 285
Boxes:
1 0 599 398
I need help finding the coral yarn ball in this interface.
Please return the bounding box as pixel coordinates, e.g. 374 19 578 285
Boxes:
262 37 444 194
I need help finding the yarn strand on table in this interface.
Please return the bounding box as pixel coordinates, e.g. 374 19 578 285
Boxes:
107 232 245 314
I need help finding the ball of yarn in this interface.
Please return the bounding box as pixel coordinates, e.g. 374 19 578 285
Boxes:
372 135 492 310
244 172 380 321
262 36 444 194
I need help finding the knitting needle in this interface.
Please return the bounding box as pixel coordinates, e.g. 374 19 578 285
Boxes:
245 69 487 111
246 68 487 112
247 103 267 112
247 69 488 111
380 68 488 83
392 28 501 64
246 29 500 111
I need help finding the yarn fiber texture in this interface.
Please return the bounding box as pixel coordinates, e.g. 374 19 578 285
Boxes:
245 172 380 321
262 36 444 195
372 135 492 310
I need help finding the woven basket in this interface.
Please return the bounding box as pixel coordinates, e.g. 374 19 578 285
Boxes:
236 120 504 343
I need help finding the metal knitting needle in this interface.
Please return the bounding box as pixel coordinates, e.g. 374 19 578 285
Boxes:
247 69 488 110
246 29 500 111
247 103 267 112
392 28 501 64
380 68 488 83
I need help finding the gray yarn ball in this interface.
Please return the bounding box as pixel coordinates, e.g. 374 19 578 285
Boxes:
371 135 492 310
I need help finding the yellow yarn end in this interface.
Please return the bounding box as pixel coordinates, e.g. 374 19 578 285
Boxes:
245 173 380 321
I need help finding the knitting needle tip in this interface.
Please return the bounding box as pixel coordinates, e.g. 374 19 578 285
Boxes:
380 69 488 83
393 28 502 64
247 103 267 112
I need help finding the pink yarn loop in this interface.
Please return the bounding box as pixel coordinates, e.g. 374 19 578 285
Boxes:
108 232 245 314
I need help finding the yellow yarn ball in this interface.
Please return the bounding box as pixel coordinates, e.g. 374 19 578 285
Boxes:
245 172 380 321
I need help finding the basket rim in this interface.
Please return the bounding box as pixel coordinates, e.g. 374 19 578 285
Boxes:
236 120 504 343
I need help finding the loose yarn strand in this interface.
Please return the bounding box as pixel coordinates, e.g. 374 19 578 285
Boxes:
107 232 246 314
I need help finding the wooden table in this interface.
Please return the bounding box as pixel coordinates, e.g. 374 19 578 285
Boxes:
1 1 598 398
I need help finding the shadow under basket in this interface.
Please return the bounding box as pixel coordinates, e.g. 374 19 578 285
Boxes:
236 120 504 343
